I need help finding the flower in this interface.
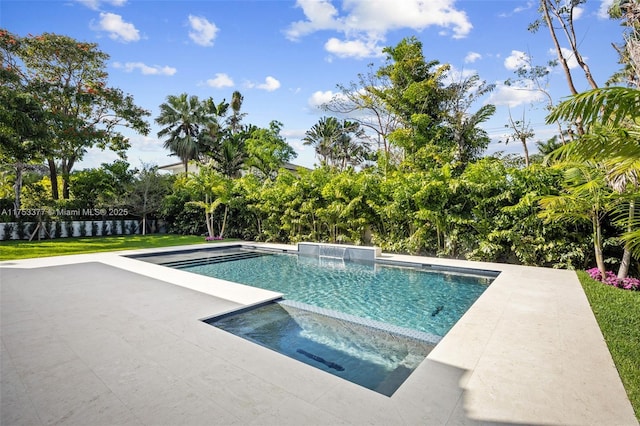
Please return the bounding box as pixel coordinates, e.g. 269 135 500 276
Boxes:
205 235 223 241
586 268 640 291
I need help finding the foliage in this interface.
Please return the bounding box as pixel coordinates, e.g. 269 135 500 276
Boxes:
2 223 14 240
303 117 370 170
156 93 228 174
125 164 172 235
3 31 150 199
70 160 135 207
245 120 297 179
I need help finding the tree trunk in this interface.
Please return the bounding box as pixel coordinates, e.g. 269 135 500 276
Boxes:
61 156 76 200
593 215 606 278
220 205 228 238
617 199 635 280
48 157 59 200
541 0 579 96
521 137 530 167
13 163 24 212
204 194 214 237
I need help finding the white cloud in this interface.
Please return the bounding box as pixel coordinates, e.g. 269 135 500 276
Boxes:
75 0 127 10
286 0 472 59
487 81 545 108
207 73 234 88
573 6 584 20
598 0 615 19
308 90 336 110
443 65 477 86
286 0 340 40
113 62 176 76
245 76 282 91
499 1 534 17
504 50 530 71
188 15 218 47
464 51 482 63
94 12 140 42
550 47 581 69
325 37 383 59
256 76 281 91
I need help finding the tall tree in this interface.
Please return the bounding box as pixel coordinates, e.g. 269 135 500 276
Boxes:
375 37 454 166
530 0 599 93
303 116 343 165
11 32 150 199
127 164 172 235
226 90 246 134
444 74 496 167
245 120 297 179
539 162 614 277
0 32 50 211
303 117 368 169
156 94 228 174
322 63 401 156
503 109 535 167
608 0 640 88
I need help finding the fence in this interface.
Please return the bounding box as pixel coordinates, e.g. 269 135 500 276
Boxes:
0 219 150 240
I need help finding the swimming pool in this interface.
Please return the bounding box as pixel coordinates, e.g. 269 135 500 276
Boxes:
205 300 434 396
129 244 497 395
137 246 495 338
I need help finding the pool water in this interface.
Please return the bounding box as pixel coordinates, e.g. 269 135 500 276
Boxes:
205 301 434 396
178 252 493 337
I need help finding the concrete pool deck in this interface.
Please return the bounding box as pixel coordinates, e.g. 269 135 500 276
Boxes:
1 242 637 425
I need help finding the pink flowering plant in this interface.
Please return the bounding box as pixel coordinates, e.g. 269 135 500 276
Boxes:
586 268 640 291
205 235 223 241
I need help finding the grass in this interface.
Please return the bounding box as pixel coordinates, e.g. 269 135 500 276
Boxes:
0 234 231 260
577 270 640 421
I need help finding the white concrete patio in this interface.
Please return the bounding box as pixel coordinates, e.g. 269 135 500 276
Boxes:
1 242 637 425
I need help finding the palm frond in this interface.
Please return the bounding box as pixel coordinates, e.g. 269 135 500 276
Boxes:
547 87 640 127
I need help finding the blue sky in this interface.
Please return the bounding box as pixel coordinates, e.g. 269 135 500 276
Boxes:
1 0 623 170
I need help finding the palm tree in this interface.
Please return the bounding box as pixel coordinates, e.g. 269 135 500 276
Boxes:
226 90 246 134
538 162 614 277
156 93 211 174
187 166 234 238
303 116 342 165
303 117 369 169
546 86 640 261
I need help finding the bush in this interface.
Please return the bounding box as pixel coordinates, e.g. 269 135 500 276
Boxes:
65 220 74 238
16 221 26 240
2 223 14 240
91 221 98 236
54 221 62 238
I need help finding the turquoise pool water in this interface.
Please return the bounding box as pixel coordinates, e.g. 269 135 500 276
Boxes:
178 252 493 337
206 301 434 396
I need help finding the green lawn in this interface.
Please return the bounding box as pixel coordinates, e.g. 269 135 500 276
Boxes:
0 234 227 260
577 271 640 421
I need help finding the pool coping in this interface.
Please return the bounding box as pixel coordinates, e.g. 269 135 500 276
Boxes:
1 241 638 425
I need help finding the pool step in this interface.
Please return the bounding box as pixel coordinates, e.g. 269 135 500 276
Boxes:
160 251 271 269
